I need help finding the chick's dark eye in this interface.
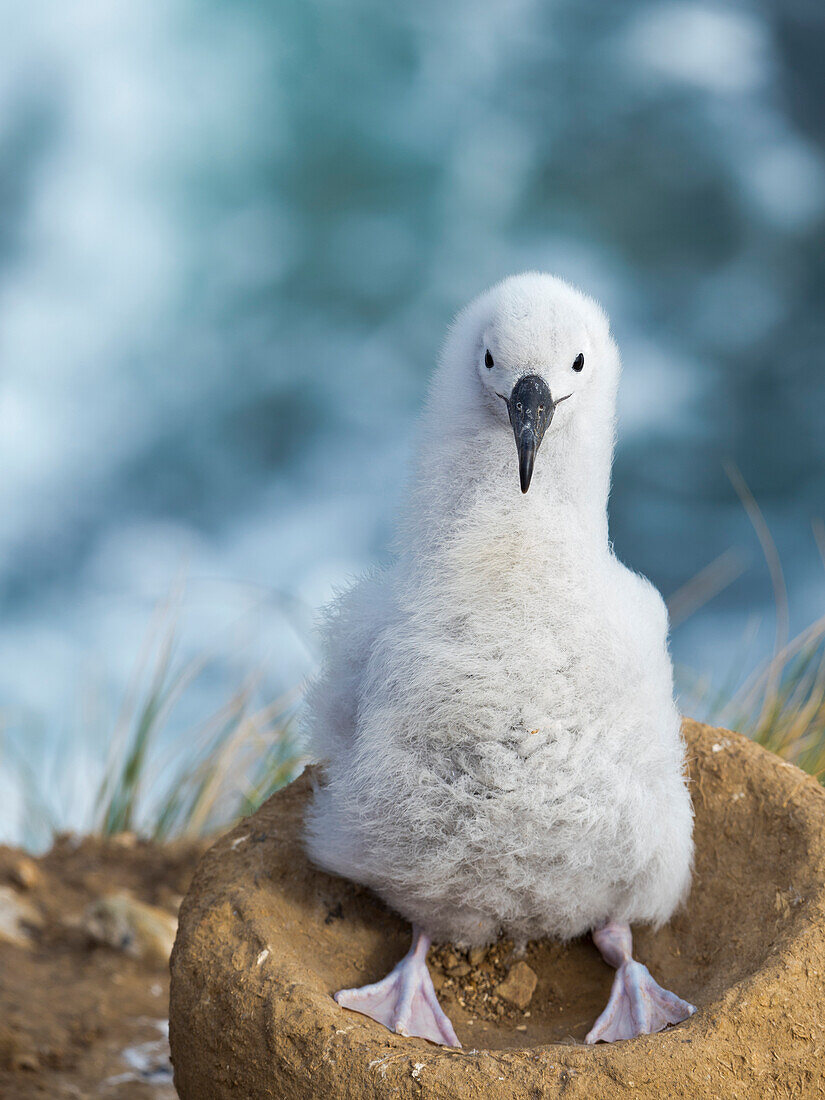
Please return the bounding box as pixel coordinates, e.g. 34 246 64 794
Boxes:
485 349 494 369
572 353 584 372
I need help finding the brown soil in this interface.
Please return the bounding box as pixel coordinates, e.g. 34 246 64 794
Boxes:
0 832 207 1099
428 939 529 1022
170 720 825 1100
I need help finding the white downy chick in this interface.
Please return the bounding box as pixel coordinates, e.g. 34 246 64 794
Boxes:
305 272 695 1046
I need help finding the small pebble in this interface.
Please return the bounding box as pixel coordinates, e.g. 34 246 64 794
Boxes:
108 832 139 849
83 893 176 963
8 857 41 891
495 960 538 1010
11 1050 39 1072
0 886 42 948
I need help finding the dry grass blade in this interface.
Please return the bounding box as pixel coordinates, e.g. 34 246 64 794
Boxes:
667 548 747 627
720 614 825 725
707 626 825 781
90 589 304 841
676 479 825 783
150 687 303 842
724 461 789 732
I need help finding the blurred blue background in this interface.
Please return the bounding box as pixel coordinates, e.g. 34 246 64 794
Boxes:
0 0 823 842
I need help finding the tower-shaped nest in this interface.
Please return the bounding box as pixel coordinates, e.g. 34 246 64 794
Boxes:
170 721 825 1099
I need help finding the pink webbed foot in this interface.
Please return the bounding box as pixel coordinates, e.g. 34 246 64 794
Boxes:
586 921 696 1044
334 926 461 1047
585 958 696 1043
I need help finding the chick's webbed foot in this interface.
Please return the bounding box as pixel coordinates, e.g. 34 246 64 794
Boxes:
334 926 460 1047
585 958 696 1043
586 921 695 1044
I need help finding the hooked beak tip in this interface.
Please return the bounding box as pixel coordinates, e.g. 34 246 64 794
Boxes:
518 433 536 493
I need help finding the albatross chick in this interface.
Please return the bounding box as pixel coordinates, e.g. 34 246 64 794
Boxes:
304 272 695 1046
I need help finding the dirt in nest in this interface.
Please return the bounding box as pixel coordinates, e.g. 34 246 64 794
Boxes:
170 720 825 1100
429 939 522 1022
429 939 583 1030
0 833 207 1099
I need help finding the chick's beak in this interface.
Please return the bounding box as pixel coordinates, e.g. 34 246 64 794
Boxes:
505 375 561 493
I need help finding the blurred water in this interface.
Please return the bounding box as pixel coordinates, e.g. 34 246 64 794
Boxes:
0 0 823 843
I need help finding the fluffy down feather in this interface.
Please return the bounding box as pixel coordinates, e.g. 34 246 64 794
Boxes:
304 272 693 946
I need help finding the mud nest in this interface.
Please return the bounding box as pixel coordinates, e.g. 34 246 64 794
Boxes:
170 721 825 1099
